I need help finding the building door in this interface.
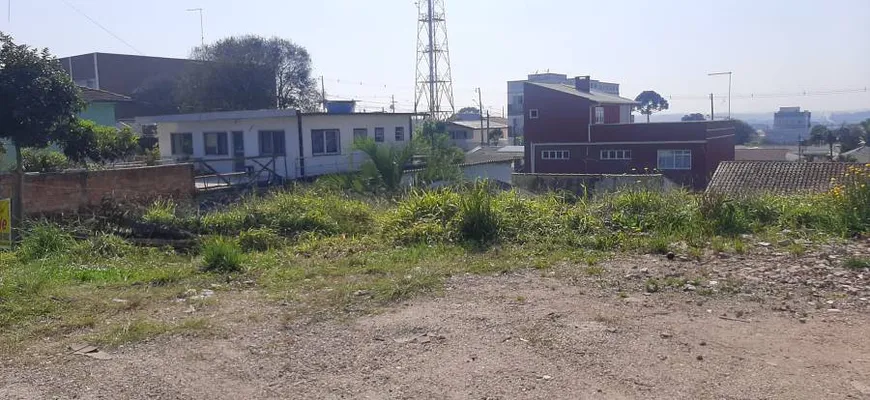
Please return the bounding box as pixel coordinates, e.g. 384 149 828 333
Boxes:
232 131 246 172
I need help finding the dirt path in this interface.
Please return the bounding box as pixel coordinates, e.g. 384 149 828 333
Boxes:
3 262 870 400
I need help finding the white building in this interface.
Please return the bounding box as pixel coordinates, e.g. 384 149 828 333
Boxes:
136 109 417 180
507 73 620 137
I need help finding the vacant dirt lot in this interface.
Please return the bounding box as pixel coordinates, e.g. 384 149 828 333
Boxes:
3 244 870 399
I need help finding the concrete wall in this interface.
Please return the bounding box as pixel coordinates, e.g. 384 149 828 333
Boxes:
301 114 411 177
512 173 674 197
0 164 195 215
79 102 117 127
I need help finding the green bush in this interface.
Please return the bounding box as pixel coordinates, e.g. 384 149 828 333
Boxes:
18 223 75 261
457 183 499 243
382 189 461 244
201 236 243 273
238 228 281 252
21 148 71 173
608 190 697 234
85 233 134 258
142 199 178 226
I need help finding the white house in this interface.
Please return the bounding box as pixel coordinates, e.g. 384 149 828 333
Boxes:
136 109 417 180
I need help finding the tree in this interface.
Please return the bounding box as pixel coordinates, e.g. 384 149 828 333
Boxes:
730 119 756 145
191 35 321 111
810 125 830 146
0 33 83 234
176 61 276 113
488 129 503 146
633 91 669 123
413 120 464 184
131 76 180 115
837 124 865 153
457 107 480 115
59 119 139 164
826 129 838 160
681 113 705 122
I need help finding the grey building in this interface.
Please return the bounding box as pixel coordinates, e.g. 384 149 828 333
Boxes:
767 106 812 144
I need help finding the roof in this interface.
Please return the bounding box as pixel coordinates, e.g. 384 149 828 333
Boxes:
79 87 131 103
707 161 863 195
135 110 418 124
463 146 524 166
734 148 798 162
528 82 638 105
448 120 509 130
842 146 870 163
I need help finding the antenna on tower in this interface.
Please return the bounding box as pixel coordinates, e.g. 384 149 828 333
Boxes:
414 0 455 121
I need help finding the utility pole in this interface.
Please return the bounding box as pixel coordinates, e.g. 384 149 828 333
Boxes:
486 110 491 146
186 8 204 47
13 142 22 242
709 93 715 121
390 95 396 113
320 76 327 112
477 88 485 146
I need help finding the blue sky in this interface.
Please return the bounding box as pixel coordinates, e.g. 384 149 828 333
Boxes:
3 0 869 116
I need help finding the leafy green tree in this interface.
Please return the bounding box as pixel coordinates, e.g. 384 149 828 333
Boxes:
353 137 415 193
413 121 464 185
21 148 70 173
810 125 830 146
176 61 276 113
731 119 757 145
826 129 838 159
59 119 139 164
487 129 503 146
633 91 669 123
0 32 83 232
191 35 321 111
131 76 179 115
681 113 705 121
837 124 865 153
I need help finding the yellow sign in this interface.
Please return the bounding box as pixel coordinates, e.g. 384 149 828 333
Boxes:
0 199 10 249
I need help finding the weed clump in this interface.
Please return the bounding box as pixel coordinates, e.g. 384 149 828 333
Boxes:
201 237 243 273
238 228 281 252
17 223 75 261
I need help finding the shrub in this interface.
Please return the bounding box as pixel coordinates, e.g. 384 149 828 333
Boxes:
201 237 243 273
142 199 178 226
383 189 461 244
238 228 281 252
86 233 134 258
608 190 696 234
457 182 499 243
21 148 71 173
18 223 75 261
832 164 870 234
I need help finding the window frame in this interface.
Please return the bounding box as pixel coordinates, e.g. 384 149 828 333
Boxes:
170 133 193 156
594 106 605 124
600 149 632 160
203 131 229 156
258 130 286 156
353 128 368 141
541 150 570 160
657 149 692 170
374 127 385 143
311 129 341 156
395 126 405 141
529 109 539 119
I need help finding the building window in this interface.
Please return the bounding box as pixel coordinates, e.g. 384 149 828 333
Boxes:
312 129 340 155
600 149 631 160
374 127 385 143
395 127 405 141
595 107 605 124
529 109 539 119
541 150 570 160
657 150 692 170
449 130 469 140
353 128 368 141
259 130 286 156
170 133 193 156
203 132 228 156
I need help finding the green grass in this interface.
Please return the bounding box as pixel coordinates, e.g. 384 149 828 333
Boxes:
201 237 244 273
90 317 214 348
844 257 870 270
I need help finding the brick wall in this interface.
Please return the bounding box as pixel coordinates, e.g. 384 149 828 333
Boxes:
0 164 195 215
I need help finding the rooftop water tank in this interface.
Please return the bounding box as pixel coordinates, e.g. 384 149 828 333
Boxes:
325 100 356 114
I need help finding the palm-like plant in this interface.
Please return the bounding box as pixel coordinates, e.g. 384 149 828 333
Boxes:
353 137 415 193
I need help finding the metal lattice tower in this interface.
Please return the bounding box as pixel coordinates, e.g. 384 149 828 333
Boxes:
414 0 455 120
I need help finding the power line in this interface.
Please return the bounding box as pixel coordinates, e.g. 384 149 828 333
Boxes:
668 87 869 101
59 0 145 55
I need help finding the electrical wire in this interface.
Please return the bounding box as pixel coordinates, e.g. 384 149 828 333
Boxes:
58 0 145 55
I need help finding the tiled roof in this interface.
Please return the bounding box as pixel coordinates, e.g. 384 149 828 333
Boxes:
842 146 870 163
734 148 796 161
707 161 862 195
79 87 132 103
528 82 638 105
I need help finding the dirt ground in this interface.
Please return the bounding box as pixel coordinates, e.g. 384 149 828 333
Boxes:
4 248 870 399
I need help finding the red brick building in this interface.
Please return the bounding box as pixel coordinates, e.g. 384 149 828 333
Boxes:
523 77 736 189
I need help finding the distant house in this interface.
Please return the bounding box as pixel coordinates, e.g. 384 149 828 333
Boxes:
78 87 131 126
404 145 524 186
135 109 416 180
707 161 860 195
766 107 811 144
446 120 510 150
841 146 870 163
523 76 736 190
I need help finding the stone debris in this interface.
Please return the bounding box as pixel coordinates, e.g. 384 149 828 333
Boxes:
68 343 112 360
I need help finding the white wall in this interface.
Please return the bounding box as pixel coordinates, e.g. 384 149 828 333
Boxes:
462 161 514 184
299 114 412 177
155 117 299 178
